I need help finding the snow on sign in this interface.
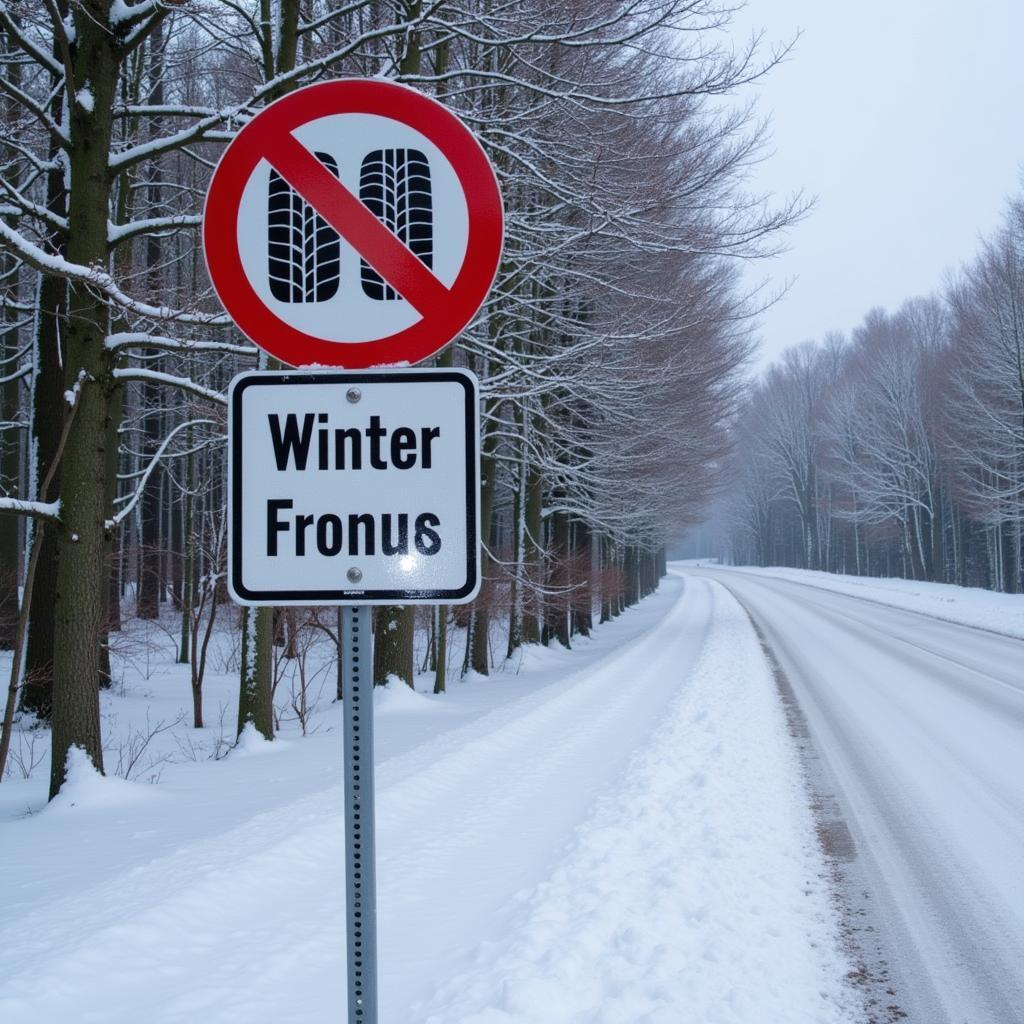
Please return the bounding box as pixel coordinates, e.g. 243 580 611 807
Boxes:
228 369 480 605
203 79 503 368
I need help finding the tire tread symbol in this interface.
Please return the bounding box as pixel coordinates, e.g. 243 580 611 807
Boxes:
268 151 342 303
359 148 433 300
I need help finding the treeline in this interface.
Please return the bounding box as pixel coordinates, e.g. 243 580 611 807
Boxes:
0 1 790 796
722 190 1024 592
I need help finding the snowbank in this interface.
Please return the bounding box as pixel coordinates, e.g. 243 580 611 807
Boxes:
45 746 155 814
417 582 857 1024
373 676 446 714
705 565 1024 639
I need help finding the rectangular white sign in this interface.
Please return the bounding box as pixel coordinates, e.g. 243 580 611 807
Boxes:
228 369 479 605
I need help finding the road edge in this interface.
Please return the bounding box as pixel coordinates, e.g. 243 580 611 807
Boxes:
717 579 909 1024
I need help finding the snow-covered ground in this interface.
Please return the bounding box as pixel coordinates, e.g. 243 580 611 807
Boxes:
0 575 856 1024
705 564 1024 638
686 565 1024 1024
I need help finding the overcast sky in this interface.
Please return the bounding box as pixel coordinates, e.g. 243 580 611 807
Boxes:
730 1 1024 368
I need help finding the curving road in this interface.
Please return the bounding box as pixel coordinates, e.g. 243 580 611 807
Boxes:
686 567 1024 1024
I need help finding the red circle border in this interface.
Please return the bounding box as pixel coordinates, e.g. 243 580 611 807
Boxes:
203 80 504 368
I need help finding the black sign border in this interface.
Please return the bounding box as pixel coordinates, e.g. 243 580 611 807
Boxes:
229 369 479 605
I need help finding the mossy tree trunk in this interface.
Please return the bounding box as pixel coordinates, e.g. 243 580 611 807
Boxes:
238 605 275 739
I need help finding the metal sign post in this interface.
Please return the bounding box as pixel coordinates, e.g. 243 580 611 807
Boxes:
341 605 376 1022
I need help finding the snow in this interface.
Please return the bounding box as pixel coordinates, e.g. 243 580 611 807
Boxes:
44 746 154 814
0 496 59 520
64 367 87 407
0 577 856 1023
374 676 445 714
231 722 288 758
105 332 256 358
111 367 227 407
418 580 856 1024
690 565 1024 1021
108 0 156 25
75 87 94 113
711 564 1024 638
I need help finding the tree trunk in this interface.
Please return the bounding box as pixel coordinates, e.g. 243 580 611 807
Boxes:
374 605 414 686
0 284 20 649
238 605 275 739
552 511 571 648
624 546 639 607
599 535 612 624
521 454 543 644
469 401 499 674
136 368 163 617
49 11 124 798
21 61 69 718
433 605 447 694
177 433 194 664
506 449 525 659
571 520 592 638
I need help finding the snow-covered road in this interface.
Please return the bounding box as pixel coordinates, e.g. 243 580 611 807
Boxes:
0 574 854 1024
690 567 1024 1024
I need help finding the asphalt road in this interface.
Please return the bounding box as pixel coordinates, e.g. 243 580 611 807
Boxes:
686 568 1024 1024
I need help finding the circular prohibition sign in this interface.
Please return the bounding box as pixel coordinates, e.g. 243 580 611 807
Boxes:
203 79 504 368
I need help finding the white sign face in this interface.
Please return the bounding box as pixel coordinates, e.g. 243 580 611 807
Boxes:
236 114 470 344
228 369 480 606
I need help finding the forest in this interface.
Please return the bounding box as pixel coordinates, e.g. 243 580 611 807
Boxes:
0 1 794 797
720 190 1024 595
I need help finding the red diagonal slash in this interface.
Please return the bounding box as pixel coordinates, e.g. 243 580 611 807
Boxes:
266 131 451 316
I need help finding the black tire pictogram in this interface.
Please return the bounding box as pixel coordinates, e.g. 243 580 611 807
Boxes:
359 149 433 300
267 151 341 303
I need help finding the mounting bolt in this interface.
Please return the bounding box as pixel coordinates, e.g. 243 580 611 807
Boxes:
347 566 363 584
346 387 362 404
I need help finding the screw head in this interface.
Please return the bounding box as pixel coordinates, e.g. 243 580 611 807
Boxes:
346 387 362 404
347 566 363 584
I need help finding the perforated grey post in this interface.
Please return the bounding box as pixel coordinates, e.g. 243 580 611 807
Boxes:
342 605 377 1023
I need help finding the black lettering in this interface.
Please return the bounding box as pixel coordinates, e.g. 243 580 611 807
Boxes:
414 512 441 555
317 413 329 469
348 513 376 555
268 414 315 471
367 415 387 470
391 427 417 469
335 427 362 469
267 499 293 555
295 513 315 556
316 514 343 556
381 513 409 556
421 426 440 468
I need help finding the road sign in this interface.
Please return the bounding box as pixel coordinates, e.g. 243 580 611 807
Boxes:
228 368 480 605
203 79 503 368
